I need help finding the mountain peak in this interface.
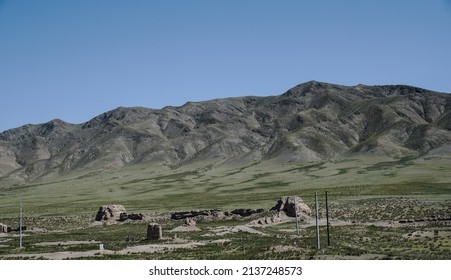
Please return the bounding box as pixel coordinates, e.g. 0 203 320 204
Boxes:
81 106 154 129
282 80 347 97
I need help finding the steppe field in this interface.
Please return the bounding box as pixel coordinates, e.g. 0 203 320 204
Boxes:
1 155 450 260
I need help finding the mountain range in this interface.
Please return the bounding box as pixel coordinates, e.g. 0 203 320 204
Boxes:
1 81 450 184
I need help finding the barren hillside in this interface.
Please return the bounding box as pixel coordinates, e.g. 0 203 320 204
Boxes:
1 81 450 183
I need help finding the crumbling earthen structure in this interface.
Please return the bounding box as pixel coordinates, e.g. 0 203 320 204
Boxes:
147 223 162 240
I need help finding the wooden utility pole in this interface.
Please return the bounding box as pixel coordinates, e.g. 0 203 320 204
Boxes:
315 192 320 250
294 197 300 235
325 191 330 246
19 201 23 248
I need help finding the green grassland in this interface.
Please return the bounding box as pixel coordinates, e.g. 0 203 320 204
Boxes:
0 155 450 259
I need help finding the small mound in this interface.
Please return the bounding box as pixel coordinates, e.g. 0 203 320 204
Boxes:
170 225 201 232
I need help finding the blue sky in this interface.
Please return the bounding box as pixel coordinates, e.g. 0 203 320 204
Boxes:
1 0 450 132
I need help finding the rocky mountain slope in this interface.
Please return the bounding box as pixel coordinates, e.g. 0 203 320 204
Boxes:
1 81 450 183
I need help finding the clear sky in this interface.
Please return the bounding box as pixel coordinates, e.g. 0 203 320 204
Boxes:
1 0 450 132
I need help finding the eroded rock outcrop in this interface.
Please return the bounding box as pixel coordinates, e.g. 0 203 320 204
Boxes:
147 223 162 240
118 212 144 221
171 208 265 220
272 196 311 217
171 210 223 220
95 205 127 222
231 208 264 217
0 223 8 233
95 205 145 222
184 218 197 227
250 212 284 226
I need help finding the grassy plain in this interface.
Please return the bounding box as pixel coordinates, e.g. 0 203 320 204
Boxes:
0 155 450 259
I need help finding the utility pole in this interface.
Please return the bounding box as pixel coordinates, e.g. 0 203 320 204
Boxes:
325 191 330 246
294 197 300 235
315 192 320 250
19 201 23 248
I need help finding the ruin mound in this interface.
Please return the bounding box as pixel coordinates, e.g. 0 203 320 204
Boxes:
95 205 127 222
272 196 312 217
